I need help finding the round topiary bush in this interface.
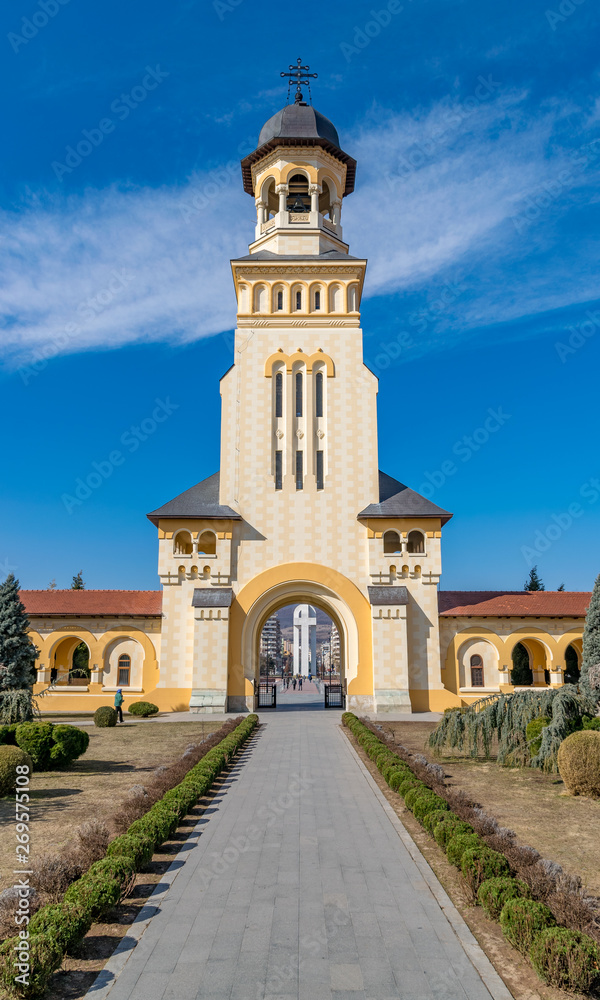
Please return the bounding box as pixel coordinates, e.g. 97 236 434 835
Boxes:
412 791 448 825
557 730 600 796
477 877 529 921
460 846 510 896
398 776 423 797
433 815 474 851
500 897 556 955
0 725 17 746
530 926 600 991
49 725 90 766
128 702 159 718
446 832 482 867
423 808 450 837
15 722 54 769
0 745 34 796
94 706 117 728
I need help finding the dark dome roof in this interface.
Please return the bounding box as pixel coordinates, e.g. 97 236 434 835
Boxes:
258 103 340 148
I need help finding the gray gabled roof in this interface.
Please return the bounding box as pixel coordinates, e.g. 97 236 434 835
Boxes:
192 588 233 608
368 586 409 606
146 472 241 525
358 471 452 525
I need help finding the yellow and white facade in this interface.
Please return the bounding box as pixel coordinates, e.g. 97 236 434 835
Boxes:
28 99 589 715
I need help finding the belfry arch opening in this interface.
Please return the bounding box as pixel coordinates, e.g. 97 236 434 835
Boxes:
51 636 90 686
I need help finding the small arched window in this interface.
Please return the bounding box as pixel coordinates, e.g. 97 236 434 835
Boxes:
118 653 131 686
383 530 401 554
277 290 283 310
174 531 193 556
287 173 309 212
470 654 484 687
407 530 425 554
296 290 302 311
315 371 324 418
275 371 283 418
295 372 303 417
314 290 321 310
198 531 216 555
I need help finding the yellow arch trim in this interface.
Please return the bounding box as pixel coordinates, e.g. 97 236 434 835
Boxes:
227 562 373 698
264 351 335 376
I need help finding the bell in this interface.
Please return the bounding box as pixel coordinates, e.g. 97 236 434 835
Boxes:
290 195 306 213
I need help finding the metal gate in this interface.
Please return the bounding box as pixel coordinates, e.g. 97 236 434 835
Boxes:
257 680 277 709
324 683 345 709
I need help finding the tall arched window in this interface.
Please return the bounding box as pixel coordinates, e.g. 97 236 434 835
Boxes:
383 530 401 554
275 371 283 418
470 654 484 687
314 290 321 310
407 530 425 554
296 290 302 311
315 371 324 418
295 372 303 417
198 531 216 555
277 290 283 310
118 653 131 686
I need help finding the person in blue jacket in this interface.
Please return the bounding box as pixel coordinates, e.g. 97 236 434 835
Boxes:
114 688 124 723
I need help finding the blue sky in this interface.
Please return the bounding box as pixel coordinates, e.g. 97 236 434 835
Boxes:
1 0 599 592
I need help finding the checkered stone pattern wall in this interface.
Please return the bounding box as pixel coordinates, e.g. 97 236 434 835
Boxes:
189 608 229 712
157 583 195 689
372 604 411 711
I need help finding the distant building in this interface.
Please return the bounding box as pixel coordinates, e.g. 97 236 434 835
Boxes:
260 614 282 674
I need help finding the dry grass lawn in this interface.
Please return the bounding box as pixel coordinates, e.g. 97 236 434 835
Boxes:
0 719 221 892
381 720 600 895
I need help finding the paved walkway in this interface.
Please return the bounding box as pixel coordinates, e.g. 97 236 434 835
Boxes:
91 704 511 1000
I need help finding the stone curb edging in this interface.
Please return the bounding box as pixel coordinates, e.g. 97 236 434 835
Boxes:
83 735 259 999
337 725 515 1000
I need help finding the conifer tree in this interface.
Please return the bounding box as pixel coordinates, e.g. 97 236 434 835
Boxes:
557 583 565 591
581 573 600 703
524 566 545 591
0 574 39 722
71 571 85 590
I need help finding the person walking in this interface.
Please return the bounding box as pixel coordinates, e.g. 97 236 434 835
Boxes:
292 677 297 691
114 688 124 723
298 675 303 690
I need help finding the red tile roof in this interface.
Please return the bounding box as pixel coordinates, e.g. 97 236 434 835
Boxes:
439 591 591 617
20 591 163 617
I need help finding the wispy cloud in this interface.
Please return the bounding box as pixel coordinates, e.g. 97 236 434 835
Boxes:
2 84 599 369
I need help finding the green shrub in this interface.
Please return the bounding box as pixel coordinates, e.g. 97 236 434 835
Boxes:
94 706 117 728
500 897 556 954
28 901 91 953
128 701 159 718
0 931 64 998
477 877 529 920
582 714 600 731
404 785 428 812
461 846 510 895
106 831 155 869
446 832 482 867
0 745 33 796
423 808 451 837
15 722 54 769
0 724 17 746
388 766 411 791
49 724 89 767
433 815 473 851
557 730 600 796
413 793 448 825
530 926 600 991
398 776 423 797
526 716 550 756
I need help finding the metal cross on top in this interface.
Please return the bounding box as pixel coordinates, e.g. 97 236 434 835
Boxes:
281 57 318 105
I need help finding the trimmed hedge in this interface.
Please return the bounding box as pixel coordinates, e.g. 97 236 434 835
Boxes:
0 746 33 797
9 722 88 771
434 815 474 852
0 724 18 746
460 846 510 896
477 877 529 921
530 927 600 991
557 730 600 797
14 723 54 770
0 714 258 997
128 701 159 717
423 808 450 837
500 897 556 955
94 706 117 728
446 832 483 867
